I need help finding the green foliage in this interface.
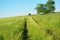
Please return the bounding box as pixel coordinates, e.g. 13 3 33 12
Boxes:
35 4 46 14
35 0 55 14
46 0 55 13
28 13 31 16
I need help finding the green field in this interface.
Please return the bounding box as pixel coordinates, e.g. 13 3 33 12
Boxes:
0 13 60 40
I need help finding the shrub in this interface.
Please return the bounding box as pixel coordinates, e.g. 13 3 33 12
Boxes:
28 13 31 15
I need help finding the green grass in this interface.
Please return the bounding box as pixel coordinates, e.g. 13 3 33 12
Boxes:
0 16 25 40
0 13 60 40
31 13 60 40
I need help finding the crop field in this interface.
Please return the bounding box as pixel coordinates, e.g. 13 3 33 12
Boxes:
0 13 60 40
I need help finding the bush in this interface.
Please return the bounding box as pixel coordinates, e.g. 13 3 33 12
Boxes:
28 13 31 15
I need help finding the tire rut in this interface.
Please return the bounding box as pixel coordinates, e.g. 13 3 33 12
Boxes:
31 17 45 30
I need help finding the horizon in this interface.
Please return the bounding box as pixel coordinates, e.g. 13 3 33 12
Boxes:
0 0 60 18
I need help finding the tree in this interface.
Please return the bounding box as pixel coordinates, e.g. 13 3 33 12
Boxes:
46 0 55 13
35 0 55 14
35 4 46 14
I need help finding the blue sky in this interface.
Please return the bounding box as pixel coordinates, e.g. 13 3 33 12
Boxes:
0 0 60 18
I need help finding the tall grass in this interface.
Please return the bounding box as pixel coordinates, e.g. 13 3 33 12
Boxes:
0 13 60 40
0 16 25 40
32 13 60 40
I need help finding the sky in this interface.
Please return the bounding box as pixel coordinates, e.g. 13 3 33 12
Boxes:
0 0 60 18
